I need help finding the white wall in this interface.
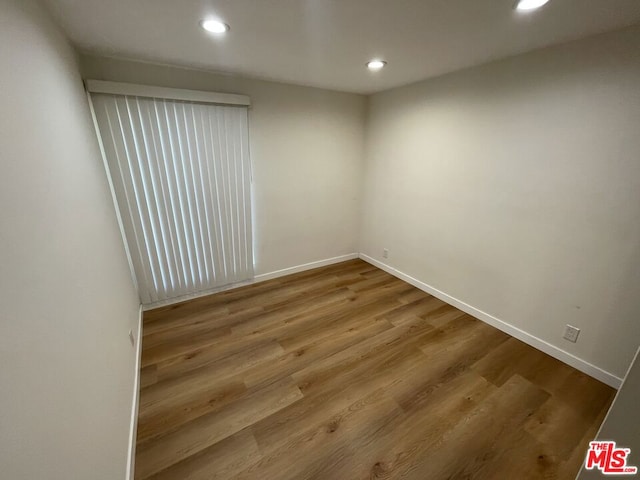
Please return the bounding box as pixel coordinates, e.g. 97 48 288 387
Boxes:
79 54 367 276
361 25 640 382
0 1 141 479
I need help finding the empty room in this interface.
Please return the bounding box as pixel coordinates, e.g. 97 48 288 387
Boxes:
2 0 640 479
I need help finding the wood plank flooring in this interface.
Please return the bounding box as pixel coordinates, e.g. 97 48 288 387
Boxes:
136 259 614 480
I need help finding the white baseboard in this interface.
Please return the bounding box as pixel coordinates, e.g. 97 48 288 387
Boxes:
359 253 623 389
254 253 359 282
126 305 143 480
143 280 256 310
143 253 359 310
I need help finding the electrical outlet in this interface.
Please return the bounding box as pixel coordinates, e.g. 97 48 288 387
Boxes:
383 248 389 259
563 324 580 343
129 329 135 346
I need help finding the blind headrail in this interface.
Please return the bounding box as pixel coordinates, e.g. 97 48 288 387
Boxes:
85 80 251 106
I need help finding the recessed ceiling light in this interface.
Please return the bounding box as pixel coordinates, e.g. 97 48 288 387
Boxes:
200 19 230 34
367 60 387 71
515 0 551 11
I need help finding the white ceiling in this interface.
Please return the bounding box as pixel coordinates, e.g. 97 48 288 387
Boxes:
43 0 640 94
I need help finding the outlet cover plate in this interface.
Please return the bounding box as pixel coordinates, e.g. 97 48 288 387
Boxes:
563 324 580 343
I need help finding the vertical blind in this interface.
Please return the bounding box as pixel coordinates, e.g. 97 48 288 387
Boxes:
91 92 253 306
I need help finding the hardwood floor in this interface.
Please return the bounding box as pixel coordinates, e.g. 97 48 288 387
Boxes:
136 259 614 480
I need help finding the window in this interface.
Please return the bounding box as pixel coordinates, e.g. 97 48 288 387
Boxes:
89 82 253 306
